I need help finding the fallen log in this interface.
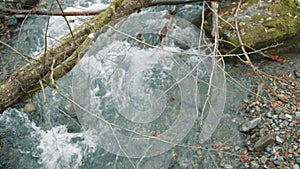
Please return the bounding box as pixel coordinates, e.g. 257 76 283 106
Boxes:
193 0 300 55
0 0 152 113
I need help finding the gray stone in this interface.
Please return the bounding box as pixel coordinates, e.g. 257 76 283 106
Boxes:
285 114 292 119
255 106 261 112
239 117 261 133
279 114 286 120
243 99 249 103
274 106 282 114
294 164 300 169
254 132 276 151
277 156 284 162
273 156 284 166
274 160 283 166
260 156 268 164
250 161 259 169
259 128 266 136
266 111 272 118
276 135 283 144
272 115 278 119
273 146 282 151
296 157 300 164
224 164 233 169
295 112 300 119
294 70 300 78
234 146 240 151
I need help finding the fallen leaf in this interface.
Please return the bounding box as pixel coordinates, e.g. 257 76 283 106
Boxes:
152 131 158 137
239 105 247 109
173 152 178 160
214 141 222 149
240 152 248 163
169 97 175 102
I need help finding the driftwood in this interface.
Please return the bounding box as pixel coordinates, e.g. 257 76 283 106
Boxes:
0 0 152 113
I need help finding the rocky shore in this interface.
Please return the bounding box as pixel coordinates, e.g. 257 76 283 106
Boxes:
237 55 300 168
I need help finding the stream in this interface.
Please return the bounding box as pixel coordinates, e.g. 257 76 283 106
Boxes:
0 0 299 169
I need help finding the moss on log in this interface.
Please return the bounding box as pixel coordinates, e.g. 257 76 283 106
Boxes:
193 0 300 54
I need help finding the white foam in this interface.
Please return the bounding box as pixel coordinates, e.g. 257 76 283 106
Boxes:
36 126 97 169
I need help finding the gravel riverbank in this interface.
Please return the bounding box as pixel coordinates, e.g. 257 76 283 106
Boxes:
234 55 300 168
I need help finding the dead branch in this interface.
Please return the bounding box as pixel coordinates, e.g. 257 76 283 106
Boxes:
1 0 202 17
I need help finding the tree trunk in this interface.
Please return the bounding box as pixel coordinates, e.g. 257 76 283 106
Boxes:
0 0 152 113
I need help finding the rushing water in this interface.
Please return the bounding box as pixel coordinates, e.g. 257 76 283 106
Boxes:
0 1 244 168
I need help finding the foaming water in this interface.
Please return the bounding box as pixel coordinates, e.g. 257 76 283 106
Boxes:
0 108 98 169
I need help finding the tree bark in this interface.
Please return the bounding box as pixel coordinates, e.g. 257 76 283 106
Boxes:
0 0 152 113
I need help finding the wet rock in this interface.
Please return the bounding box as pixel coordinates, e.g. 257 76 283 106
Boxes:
254 132 275 151
239 117 261 133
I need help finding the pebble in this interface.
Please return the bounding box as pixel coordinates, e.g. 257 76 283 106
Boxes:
254 132 275 151
266 111 272 118
275 135 283 143
294 70 300 78
234 146 240 151
255 106 261 112
295 112 300 119
239 117 261 133
243 99 249 103
224 164 233 169
285 114 292 119
237 57 300 168
250 161 259 169
295 157 300 164
274 106 282 114
279 114 286 120
260 156 268 164
274 156 284 165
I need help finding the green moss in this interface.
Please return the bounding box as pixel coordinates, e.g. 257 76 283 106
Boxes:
59 0 124 42
23 0 126 99
219 0 300 54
